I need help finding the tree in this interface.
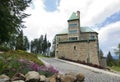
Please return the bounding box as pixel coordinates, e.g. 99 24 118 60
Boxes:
31 39 38 54
38 35 43 54
42 35 48 54
106 51 114 67
16 31 24 50
16 30 29 51
114 43 120 59
99 49 104 59
30 35 51 55
0 0 31 44
23 36 29 51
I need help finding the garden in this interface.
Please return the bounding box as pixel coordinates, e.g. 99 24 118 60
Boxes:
0 50 58 78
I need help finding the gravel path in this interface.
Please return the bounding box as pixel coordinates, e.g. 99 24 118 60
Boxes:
40 58 120 82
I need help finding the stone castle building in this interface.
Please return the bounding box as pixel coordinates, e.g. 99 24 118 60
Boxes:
54 11 101 65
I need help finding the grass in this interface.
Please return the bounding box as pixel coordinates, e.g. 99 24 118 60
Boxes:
0 50 58 77
110 66 120 72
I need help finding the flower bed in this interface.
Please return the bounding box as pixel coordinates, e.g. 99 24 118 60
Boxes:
0 50 58 77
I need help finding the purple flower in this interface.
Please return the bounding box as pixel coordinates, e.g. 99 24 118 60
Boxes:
48 65 58 73
30 63 40 71
18 58 58 74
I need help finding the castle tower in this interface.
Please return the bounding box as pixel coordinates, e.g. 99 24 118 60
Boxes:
68 11 81 40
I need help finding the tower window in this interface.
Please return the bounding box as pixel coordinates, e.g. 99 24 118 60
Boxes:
69 30 77 34
69 23 77 27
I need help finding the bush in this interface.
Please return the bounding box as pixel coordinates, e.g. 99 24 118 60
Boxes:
0 51 58 77
0 46 10 51
60 57 105 69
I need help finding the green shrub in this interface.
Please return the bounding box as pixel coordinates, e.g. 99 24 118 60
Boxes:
0 46 10 51
0 50 58 77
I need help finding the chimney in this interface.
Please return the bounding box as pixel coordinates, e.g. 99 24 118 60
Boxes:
77 11 80 19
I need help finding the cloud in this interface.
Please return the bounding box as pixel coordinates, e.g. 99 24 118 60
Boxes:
98 21 120 56
23 0 120 55
58 0 120 26
97 10 120 27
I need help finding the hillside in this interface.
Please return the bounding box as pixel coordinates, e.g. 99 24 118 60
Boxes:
0 50 58 77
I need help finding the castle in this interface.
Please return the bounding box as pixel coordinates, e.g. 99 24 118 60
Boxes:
54 11 101 65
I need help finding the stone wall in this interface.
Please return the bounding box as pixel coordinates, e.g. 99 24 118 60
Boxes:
56 34 68 42
55 40 100 65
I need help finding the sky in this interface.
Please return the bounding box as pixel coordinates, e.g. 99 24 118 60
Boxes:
23 0 120 56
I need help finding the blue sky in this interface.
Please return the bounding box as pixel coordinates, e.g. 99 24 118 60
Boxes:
24 0 120 56
97 10 120 28
43 0 60 12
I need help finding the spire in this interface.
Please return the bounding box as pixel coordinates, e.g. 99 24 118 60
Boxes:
68 12 79 21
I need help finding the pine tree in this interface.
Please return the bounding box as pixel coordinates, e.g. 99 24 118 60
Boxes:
106 51 114 67
42 35 48 54
15 30 29 51
114 43 120 59
16 31 24 50
23 36 29 51
0 0 31 44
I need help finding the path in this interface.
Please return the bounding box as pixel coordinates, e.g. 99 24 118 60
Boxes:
39 58 120 82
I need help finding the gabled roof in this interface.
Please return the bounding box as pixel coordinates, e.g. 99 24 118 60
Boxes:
68 12 79 21
57 27 97 35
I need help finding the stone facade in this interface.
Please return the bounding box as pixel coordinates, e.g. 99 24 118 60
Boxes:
54 11 100 65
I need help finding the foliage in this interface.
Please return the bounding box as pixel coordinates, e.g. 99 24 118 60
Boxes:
0 0 31 44
0 46 10 51
110 66 120 72
114 43 120 59
0 50 58 77
60 57 105 69
31 35 51 55
50 50 55 57
16 30 29 50
99 49 104 58
106 51 115 67
2 30 29 51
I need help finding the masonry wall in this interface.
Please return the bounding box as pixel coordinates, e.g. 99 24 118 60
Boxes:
55 40 100 65
56 34 68 42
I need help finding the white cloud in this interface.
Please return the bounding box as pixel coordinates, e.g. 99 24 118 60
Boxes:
98 21 120 56
23 0 120 55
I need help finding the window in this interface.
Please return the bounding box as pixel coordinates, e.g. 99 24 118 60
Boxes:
69 30 77 34
74 46 76 50
69 37 78 41
90 33 96 39
69 23 77 27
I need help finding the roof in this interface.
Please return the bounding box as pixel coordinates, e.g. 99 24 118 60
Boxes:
81 27 96 32
57 27 96 35
68 12 79 21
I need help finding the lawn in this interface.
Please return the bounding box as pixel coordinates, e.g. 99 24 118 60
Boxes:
110 66 120 72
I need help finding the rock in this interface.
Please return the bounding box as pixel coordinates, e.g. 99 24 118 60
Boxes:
62 73 76 82
56 73 64 82
12 80 25 82
49 77 56 82
0 74 10 82
25 71 40 82
75 73 85 82
11 73 25 81
47 74 57 82
39 75 46 82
